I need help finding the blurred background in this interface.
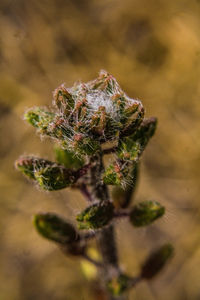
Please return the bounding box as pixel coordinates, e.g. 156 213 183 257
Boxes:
1 0 200 299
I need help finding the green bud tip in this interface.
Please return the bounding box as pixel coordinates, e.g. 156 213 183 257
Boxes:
107 274 131 296
15 156 36 180
24 107 55 134
130 201 165 227
141 243 174 279
33 213 77 244
76 202 114 230
53 84 74 113
103 163 129 187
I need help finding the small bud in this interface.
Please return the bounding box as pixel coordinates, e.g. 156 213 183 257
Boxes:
103 163 128 187
121 101 144 136
53 84 74 114
117 138 141 162
112 162 139 208
141 244 174 279
107 274 131 296
90 106 107 135
76 202 114 230
33 213 77 244
130 201 165 227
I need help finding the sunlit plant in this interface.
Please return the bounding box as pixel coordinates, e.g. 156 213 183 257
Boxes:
15 70 174 299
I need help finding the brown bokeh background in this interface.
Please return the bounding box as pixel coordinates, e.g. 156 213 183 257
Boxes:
1 0 200 299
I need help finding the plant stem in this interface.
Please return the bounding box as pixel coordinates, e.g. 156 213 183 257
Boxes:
91 152 127 300
80 184 94 202
82 253 103 268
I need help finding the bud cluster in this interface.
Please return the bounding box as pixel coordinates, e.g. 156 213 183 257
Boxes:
24 70 145 156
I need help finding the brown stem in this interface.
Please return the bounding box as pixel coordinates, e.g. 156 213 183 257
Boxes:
90 152 127 300
113 210 130 218
79 184 94 202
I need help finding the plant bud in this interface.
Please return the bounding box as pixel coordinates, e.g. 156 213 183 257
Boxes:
53 84 74 114
76 202 114 230
90 106 107 135
103 163 128 187
33 213 77 244
24 71 149 157
117 138 141 162
130 201 165 227
107 274 131 296
121 101 144 136
141 244 174 279
112 162 139 208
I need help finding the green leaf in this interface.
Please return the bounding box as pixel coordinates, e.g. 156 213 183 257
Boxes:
141 244 174 279
33 213 77 244
107 274 131 296
130 201 165 227
117 117 157 162
15 156 78 191
24 107 55 135
76 202 114 230
54 147 84 170
132 117 157 149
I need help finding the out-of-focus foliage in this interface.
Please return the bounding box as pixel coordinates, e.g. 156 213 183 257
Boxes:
1 0 200 299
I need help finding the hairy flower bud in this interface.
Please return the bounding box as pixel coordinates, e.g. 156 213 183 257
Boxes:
24 71 146 156
76 202 114 229
103 163 129 187
33 213 77 244
112 162 139 208
117 138 141 162
107 274 131 296
141 244 174 279
130 201 165 227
